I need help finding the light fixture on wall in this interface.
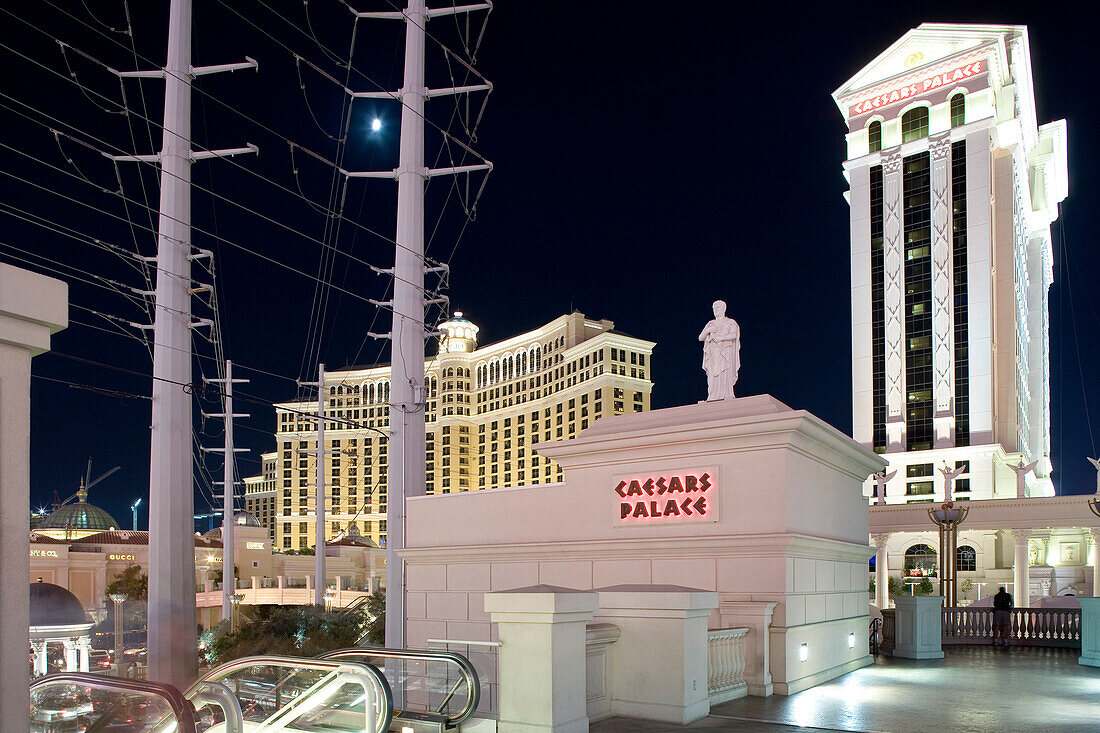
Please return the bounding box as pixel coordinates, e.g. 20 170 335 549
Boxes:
848 632 856 649
799 643 809 662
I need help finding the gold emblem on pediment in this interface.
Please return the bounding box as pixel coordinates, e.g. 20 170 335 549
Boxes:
904 51 925 69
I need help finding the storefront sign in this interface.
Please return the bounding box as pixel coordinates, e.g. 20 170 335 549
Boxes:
246 542 265 550
30 549 59 558
849 60 983 117
615 470 716 524
108 554 136 561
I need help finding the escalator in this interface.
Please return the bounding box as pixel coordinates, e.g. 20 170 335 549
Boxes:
30 647 481 733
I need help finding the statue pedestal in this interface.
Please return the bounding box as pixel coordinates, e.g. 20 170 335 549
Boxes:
891 596 944 660
1078 598 1100 667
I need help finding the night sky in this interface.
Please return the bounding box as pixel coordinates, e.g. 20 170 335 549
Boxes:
2 1 1096 528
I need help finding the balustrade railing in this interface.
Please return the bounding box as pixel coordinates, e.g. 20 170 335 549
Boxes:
942 607 1081 648
707 627 748 704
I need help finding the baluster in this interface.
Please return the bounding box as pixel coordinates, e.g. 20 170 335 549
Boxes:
726 633 734 686
733 633 746 684
707 634 717 690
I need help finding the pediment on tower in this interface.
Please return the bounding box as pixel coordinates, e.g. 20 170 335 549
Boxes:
832 23 1023 119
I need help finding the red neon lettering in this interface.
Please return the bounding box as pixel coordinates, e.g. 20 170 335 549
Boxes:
849 60 983 117
616 472 714 522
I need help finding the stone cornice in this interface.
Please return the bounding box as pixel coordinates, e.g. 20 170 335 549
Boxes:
870 495 1100 533
399 533 873 565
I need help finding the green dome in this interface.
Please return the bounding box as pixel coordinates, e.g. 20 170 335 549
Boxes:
40 502 119 532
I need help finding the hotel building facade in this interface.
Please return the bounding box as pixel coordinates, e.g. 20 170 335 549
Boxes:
835 23 1067 503
835 24 1097 605
246 312 654 550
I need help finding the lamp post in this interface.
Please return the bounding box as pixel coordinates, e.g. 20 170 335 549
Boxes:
131 498 142 531
109 593 126 676
229 594 244 632
929 502 969 607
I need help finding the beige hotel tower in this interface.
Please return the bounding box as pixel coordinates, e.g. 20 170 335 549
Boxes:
246 312 654 549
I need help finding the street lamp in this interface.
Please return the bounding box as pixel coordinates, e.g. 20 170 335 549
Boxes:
229 593 245 632
929 502 969 607
109 593 126 676
131 498 142 530
323 587 337 612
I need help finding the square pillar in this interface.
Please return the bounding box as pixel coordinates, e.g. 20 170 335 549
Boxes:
1078 598 1100 667
485 586 598 733
718 600 777 697
593 586 718 725
0 264 67 726
891 596 944 659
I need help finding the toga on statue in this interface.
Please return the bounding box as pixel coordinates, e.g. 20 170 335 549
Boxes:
699 300 740 401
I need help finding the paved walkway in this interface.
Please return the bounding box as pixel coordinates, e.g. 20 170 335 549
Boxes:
592 647 1100 732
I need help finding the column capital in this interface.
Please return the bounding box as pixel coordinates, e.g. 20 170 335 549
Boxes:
871 533 890 548
1010 529 1033 545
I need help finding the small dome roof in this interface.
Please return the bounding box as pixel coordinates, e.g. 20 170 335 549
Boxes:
40 502 119 532
232 511 261 527
29 581 88 626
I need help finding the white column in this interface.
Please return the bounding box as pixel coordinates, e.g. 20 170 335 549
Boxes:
31 640 48 678
872 533 890 609
78 638 90 672
63 639 78 672
881 152 906 450
485 589 598 733
1012 529 1032 606
1089 530 1100 598
929 134 955 447
0 264 66 727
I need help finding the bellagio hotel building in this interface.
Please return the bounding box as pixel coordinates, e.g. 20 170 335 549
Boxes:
245 312 654 549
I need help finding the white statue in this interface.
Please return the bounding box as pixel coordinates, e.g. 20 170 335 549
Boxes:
699 300 740 401
939 463 966 503
1088 457 1100 495
872 469 897 506
1010 459 1038 499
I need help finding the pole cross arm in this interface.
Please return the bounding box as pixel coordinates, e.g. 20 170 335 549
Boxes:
191 57 258 76
427 2 492 17
190 143 258 161
427 162 493 177
367 332 392 340
426 83 492 98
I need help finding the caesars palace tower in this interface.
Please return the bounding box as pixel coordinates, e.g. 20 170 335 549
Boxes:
833 24 1068 503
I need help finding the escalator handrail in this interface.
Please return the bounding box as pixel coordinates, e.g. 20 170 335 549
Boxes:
186 655 393 733
30 672 197 733
188 680 244 733
319 646 481 726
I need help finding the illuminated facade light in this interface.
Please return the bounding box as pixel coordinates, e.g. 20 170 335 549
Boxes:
799 643 809 662
848 632 856 649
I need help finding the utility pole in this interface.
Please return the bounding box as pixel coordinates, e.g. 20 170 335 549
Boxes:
106 0 256 689
299 363 339 605
350 0 492 654
204 360 249 622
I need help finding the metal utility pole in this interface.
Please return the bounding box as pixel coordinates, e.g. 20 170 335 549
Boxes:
204 360 249 622
107 0 256 689
350 0 492 654
299 363 338 605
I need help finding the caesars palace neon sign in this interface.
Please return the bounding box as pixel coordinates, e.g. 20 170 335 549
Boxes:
849 60 983 117
615 471 715 523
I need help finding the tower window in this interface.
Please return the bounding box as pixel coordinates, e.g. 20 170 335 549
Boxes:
950 94 965 127
867 120 882 153
901 107 929 143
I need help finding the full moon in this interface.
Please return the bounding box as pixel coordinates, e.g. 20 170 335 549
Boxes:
371 118 382 132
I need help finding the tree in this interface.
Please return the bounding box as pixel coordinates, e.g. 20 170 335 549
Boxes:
92 565 148 651
203 605 366 665
106 564 147 601
362 592 385 646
